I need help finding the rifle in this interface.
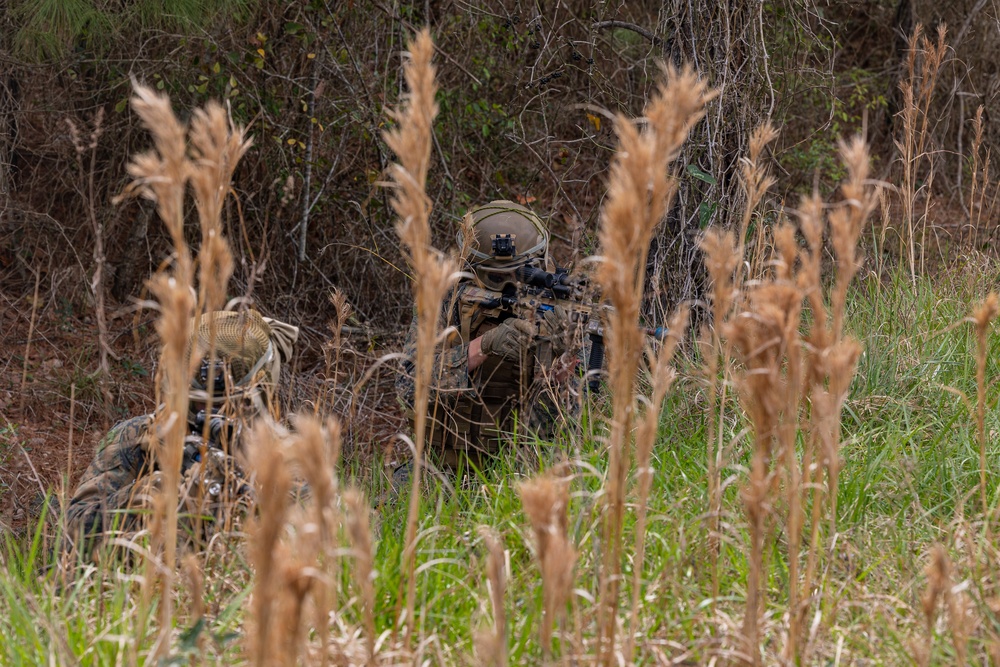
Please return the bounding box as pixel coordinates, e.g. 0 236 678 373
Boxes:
181 409 240 474
460 261 669 392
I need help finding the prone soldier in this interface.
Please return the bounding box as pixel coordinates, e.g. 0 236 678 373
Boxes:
65 309 298 553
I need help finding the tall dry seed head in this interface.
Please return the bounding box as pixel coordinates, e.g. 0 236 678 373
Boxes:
381 28 456 647
244 416 351 667
118 83 248 655
725 246 803 667
188 101 249 313
474 527 507 667
519 472 576 660
700 122 778 602
811 137 874 543
717 135 874 665
595 65 714 661
830 137 873 338
289 415 344 666
966 105 985 245
320 290 353 415
736 122 779 268
895 23 947 280
972 294 998 515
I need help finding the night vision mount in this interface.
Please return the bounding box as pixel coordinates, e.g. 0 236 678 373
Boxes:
490 233 516 257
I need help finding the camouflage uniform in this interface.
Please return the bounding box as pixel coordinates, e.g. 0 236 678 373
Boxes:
396 281 582 469
65 309 298 552
66 413 248 549
66 415 154 540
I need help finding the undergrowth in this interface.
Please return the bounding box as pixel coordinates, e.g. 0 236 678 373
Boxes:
4 262 1000 663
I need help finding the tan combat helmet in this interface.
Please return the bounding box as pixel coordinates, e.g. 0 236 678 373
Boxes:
460 200 549 290
189 309 299 416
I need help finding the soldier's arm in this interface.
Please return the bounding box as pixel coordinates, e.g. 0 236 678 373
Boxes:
396 306 472 410
467 336 488 371
65 416 151 544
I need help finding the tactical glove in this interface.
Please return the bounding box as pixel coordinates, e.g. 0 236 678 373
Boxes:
539 305 570 356
181 435 205 474
193 410 238 448
480 318 535 362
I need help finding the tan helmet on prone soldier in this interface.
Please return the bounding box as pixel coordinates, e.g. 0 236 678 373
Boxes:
188 309 299 418
459 200 550 290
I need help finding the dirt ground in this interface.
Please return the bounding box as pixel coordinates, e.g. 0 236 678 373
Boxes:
0 291 158 532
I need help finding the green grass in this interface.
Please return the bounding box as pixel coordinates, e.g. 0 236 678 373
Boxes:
4 262 1000 664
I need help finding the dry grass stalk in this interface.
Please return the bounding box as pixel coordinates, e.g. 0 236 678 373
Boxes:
382 28 455 647
623 305 688 663
247 424 294 667
919 544 951 667
239 416 352 667
699 229 742 599
474 527 507 667
519 472 576 661
699 230 739 598
798 145 871 661
735 122 779 284
17 267 41 416
319 290 353 416
946 571 971 667
972 294 998 516
289 415 343 667
122 83 195 658
966 105 984 246
182 553 205 647
800 147 872 659
774 222 809 665
726 279 801 667
824 138 875 533
716 137 874 665
895 23 947 282
117 84 250 659
594 64 714 662
343 489 375 664
68 110 113 409
188 102 248 548
456 210 477 263
700 122 778 603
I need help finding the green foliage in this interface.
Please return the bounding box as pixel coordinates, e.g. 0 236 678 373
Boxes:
781 68 887 190
10 0 261 60
11 0 111 61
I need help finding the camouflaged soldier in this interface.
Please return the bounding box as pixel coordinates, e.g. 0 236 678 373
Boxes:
65 309 298 551
396 200 581 473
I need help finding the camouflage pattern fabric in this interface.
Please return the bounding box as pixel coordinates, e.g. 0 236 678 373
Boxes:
396 281 582 468
66 415 153 541
66 413 250 552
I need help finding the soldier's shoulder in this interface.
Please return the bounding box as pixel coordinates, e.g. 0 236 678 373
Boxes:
99 414 154 452
112 414 154 434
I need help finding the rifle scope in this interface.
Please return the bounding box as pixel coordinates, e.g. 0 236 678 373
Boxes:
516 265 555 288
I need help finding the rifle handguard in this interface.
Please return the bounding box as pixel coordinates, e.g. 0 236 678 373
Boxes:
587 335 605 393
